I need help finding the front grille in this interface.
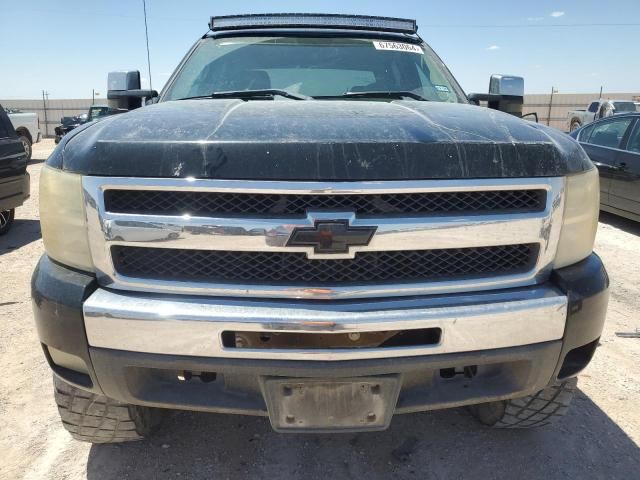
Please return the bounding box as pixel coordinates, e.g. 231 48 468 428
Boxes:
112 244 538 285
104 189 546 217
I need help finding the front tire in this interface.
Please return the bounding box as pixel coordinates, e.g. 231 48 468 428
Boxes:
18 135 32 161
470 378 577 428
53 376 160 443
569 120 582 133
0 209 15 235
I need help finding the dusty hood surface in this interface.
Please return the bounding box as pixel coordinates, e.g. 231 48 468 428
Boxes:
58 100 592 180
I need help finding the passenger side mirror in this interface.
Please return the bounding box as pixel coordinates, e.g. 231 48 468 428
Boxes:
107 70 158 110
468 74 525 117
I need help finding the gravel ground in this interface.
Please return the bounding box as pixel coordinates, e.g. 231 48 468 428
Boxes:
1 139 639 480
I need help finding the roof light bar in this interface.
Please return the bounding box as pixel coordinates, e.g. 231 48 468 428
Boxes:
209 14 417 34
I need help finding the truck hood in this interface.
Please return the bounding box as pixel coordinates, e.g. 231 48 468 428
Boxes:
61 100 591 180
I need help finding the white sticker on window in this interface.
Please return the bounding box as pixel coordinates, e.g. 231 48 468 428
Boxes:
434 85 450 93
373 41 424 54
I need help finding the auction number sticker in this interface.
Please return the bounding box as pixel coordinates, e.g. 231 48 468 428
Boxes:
373 41 424 54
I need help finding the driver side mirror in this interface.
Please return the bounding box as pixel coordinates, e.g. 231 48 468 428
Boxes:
468 74 524 117
107 70 158 110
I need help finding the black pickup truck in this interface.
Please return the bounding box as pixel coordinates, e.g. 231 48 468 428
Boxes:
33 14 608 443
54 105 127 144
0 105 29 235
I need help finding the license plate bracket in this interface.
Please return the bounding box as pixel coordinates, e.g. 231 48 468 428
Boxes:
261 375 401 433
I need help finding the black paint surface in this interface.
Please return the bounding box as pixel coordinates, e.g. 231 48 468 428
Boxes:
54 100 592 180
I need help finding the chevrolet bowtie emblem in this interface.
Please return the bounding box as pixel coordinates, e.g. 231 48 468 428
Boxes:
287 220 377 254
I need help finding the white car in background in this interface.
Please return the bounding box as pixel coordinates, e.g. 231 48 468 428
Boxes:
567 100 637 132
6 109 40 160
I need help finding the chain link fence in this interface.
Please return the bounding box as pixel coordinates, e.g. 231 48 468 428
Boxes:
2 93 639 137
0 99 95 138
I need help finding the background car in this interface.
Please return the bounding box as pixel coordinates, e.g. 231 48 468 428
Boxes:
0 104 30 234
571 113 640 221
567 100 637 132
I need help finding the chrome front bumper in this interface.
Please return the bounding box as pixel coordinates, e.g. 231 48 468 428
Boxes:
84 286 567 361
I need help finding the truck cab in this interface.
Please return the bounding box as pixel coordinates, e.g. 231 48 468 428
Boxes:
32 14 608 442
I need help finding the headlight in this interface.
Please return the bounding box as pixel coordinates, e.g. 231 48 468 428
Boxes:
554 168 600 269
39 166 93 271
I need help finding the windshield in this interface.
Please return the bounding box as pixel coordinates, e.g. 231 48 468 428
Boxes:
612 101 637 112
88 107 110 121
163 36 466 103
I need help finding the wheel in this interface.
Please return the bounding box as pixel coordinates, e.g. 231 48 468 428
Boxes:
53 376 161 443
569 120 582 133
470 378 577 428
18 135 32 161
0 209 15 235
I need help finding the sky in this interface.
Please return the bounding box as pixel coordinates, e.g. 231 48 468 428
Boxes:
1 0 639 99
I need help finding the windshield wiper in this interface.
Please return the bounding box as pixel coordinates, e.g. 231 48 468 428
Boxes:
315 91 428 101
178 89 309 101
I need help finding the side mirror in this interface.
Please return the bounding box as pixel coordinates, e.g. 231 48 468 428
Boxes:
489 74 524 97
106 70 158 110
468 74 525 117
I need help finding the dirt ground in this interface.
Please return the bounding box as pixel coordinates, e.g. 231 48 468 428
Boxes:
1 139 639 480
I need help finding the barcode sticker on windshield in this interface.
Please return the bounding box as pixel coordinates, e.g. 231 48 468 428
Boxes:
373 41 424 54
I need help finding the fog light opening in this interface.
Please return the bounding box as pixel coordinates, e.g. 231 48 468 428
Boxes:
558 338 599 379
43 344 93 388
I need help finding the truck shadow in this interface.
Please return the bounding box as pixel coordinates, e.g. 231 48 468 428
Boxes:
85 388 639 479
28 157 46 166
599 211 640 236
0 219 41 254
